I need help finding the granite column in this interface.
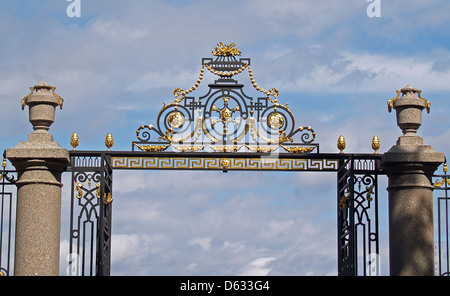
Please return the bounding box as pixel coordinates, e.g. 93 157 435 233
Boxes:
381 85 445 276
6 82 70 276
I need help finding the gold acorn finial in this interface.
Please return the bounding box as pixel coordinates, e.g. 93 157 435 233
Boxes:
105 133 114 151
70 132 79 151
337 135 346 154
444 162 448 173
372 136 380 154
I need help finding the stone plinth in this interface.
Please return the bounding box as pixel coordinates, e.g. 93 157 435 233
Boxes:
382 85 444 276
6 82 70 276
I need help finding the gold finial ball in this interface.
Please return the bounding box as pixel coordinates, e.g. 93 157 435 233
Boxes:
337 135 346 154
70 132 79 151
372 136 380 154
105 133 114 151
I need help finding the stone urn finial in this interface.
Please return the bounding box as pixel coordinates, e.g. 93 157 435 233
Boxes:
21 82 64 134
387 84 431 145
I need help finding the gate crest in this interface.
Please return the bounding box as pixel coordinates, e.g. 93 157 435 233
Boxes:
132 43 319 153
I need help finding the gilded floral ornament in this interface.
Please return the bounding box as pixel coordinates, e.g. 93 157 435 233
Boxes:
104 192 113 207
168 111 185 129
268 112 284 129
434 163 450 187
212 42 241 56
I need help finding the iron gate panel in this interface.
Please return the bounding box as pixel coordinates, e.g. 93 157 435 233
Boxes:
338 154 381 276
0 153 17 277
68 152 112 276
433 163 450 276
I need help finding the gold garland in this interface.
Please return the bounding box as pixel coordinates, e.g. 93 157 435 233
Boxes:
204 62 249 77
173 65 205 103
248 66 279 104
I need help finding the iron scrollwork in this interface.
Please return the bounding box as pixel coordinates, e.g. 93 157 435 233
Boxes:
0 153 17 277
132 43 318 154
338 155 380 276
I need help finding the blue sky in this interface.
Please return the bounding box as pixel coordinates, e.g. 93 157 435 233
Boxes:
1 0 450 276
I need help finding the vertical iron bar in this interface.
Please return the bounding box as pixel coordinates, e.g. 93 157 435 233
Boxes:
0 169 5 274
95 154 104 276
68 159 76 276
349 155 356 275
337 155 358 276
0 154 16 276
438 196 442 275
337 156 346 275
96 152 112 276
374 166 380 275
445 171 449 275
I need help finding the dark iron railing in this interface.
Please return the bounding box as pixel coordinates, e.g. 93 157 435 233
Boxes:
0 152 17 276
433 162 450 276
337 154 382 276
67 151 113 276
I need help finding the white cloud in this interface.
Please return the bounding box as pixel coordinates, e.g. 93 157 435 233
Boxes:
105 169 339 275
111 233 149 264
238 257 276 276
189 237 212 251
254 46 450 95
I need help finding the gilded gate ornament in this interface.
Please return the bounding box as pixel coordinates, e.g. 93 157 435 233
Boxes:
105 133 114 151
371 136 380 154
212 42 241 57
337 135 346 154
132 43 318 154
71 132 79 151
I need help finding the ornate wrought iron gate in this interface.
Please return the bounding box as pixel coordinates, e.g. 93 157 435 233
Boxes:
66 43 384 276
67 151 382 276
